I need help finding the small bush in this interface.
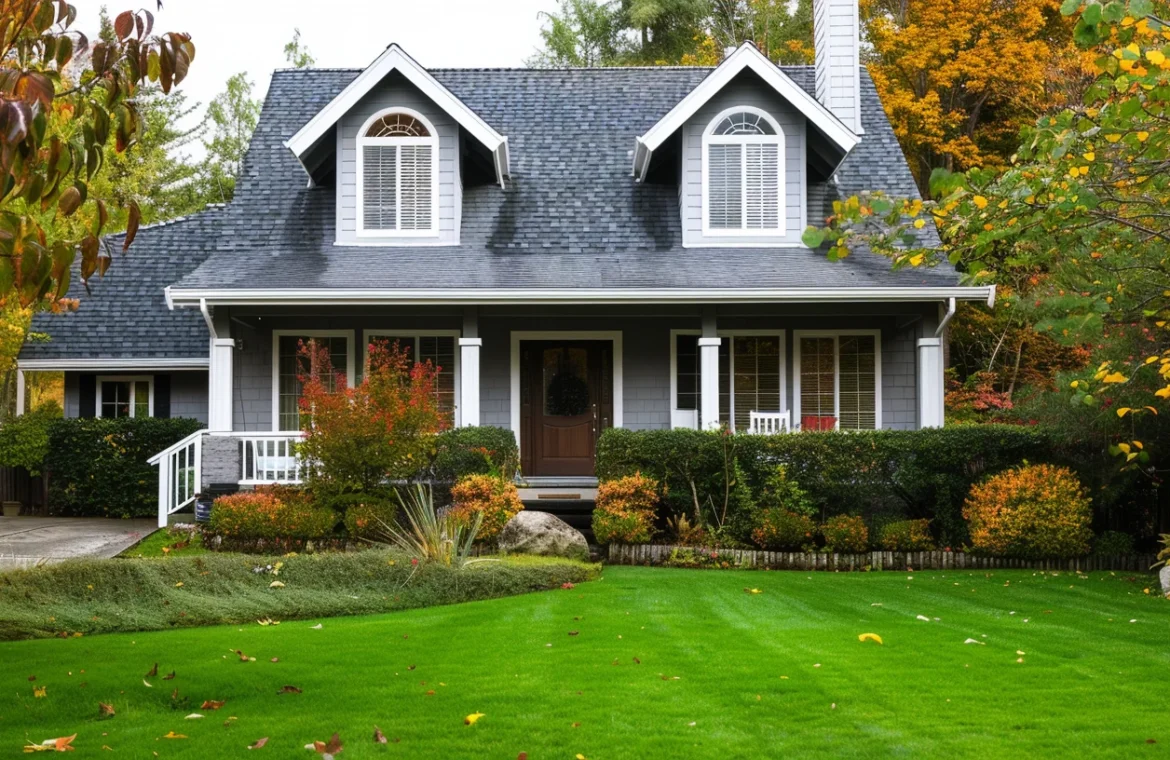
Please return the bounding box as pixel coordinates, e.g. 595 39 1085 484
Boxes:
756 465 814 516
340 495 399 539
593 473 659 544
667 513 708 545
821 515 869 553
448 474 524 541
751 509 816 550
878 519 935 551
1093 530 1135 556
209 490 337 540
963 464 1092 559
0 403 60 475
428 426 519 483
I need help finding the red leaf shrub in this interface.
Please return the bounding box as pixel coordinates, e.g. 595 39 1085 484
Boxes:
820 515 869 553
593 473 659 544
448 474 524 541
209 489 337 540
963 464 1092 558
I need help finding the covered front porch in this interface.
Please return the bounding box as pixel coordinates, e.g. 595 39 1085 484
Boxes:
152 299 954 526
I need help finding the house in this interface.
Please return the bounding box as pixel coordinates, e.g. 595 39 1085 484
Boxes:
16 0 994 526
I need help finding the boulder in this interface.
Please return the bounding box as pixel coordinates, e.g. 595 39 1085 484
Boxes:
498 511 589 561
1160 565 1170 598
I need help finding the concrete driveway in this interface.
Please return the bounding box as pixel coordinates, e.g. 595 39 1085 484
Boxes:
0 518 157 570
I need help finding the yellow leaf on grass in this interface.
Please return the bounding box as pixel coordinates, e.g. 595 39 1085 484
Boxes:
174 582 183 588
973 195 988 209
1116 407 1131 418
464 712 485 726
1102 372 1128 384
858 633 883 645
32 686 46 698
162 732 187 739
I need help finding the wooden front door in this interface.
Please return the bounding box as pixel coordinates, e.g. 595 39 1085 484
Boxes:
520 341 613 477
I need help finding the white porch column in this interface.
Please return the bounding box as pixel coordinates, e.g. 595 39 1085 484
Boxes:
699 337 721 430
209 338 235 432
459 338 482 427
14 368 25 416
917 337 944 428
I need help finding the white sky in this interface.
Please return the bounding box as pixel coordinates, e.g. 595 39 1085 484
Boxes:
73 0 556 155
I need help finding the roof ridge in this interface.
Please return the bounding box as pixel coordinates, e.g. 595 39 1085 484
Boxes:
271 64 821 74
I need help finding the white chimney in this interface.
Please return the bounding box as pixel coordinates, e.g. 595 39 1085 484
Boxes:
813 0 863 134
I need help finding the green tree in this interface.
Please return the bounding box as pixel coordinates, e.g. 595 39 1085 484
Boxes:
200 72 261 203
528 0 623 67
283 27 315 68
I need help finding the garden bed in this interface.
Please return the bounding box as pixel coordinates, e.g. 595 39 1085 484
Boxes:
0 550 598 640
607 543 1160 572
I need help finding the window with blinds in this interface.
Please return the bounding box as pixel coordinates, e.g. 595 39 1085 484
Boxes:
675 333 783 431
278 335 350 431
798 334 878 431
369 335 457 427
359 111 436 234
704 108 784 234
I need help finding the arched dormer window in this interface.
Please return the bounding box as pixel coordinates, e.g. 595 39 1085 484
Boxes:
702 106 785 235
357 108 439 236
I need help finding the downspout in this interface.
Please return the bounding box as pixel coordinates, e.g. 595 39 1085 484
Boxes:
934 297 956 338
200 298 217 340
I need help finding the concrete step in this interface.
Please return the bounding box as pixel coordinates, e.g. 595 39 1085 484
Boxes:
520 497 596 543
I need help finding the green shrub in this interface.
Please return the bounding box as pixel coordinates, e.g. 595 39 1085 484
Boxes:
878 519 935 551
821 515 869 553
593 473 659 544
45 417 204 518
209 490 337 540
751 509 816 550
0 402 60 475
448 474 524 541
427 426 519 483
756 465 814 516
338 494 398 539
963 464 1092 559
1094 530 1135 556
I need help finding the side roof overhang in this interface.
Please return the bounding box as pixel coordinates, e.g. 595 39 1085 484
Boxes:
284 43 510 187
633 42 860 183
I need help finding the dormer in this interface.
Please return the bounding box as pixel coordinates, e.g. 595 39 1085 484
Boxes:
634 0 862 248
284 44 508 246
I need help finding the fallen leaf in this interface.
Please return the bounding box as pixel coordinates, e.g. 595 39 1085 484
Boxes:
858 633 883 644
568 631 579 636
248 737 268 750
916 615 930 622
309 733 342 757
99 702 115 717
373 727 387 744
161 732 187 740
425 690 435 696
518 754 528 760
201 700 225 710
142 679 152 688
23 735 76 753
162 671 176 681
1016 650 1026 656
174 582 183 588
277 685 302 694
33 686 47 698
185 714 204 720
632 657 641 665
465 712 485 726
27 675 36 681
145 663 158 678
269 581 285 588
963 638 985 645
270 658 280 663
311 624 323 630
744 588 763 594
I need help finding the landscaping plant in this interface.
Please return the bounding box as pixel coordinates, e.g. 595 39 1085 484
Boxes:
877 519 935 552
963 464 1093 559
208 489 337 541
427 426 519 483
337 493 398 540
820 515 869 553
592 472 659 544
1094 530 1135 557
751 508 816 551
380 484 482 567
448 474 524 542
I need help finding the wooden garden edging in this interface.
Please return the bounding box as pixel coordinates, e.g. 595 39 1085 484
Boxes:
606 543 1160 572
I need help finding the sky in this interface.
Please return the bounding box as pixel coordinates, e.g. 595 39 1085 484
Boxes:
73 0 557 155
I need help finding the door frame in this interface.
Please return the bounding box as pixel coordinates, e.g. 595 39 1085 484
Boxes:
510 331 623 464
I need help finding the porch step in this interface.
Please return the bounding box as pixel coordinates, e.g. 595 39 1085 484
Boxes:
518 491 596 544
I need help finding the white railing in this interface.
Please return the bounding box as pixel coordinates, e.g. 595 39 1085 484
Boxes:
239 434 303 485
148 429 205 528
748 410 791 435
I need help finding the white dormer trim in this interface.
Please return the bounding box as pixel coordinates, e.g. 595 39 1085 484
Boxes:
633 42 859 182
285 43 510 188
355 106 441 238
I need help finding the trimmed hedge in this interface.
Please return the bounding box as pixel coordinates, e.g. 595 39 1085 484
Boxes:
45 417 204 518
427 426 519 483
597 426 1054 546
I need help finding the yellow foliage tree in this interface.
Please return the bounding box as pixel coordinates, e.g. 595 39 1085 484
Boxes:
863 0 1092 195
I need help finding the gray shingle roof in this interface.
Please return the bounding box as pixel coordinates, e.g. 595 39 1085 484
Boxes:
172 65 954 293
20 208 225 362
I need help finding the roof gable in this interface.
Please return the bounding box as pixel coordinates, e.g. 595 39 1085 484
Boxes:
633 43 859 182
284 44 509 186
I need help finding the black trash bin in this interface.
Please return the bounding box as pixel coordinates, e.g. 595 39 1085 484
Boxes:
195 483 239 523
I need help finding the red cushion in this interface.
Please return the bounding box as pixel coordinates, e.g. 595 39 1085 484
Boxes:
801 415 837 431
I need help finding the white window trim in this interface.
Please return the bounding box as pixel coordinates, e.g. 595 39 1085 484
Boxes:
362 329 462 427
669 329 787 432
271 330 356 432
96 375 153 418
792 329 883 431
355 106 441 239
509 330 624 459
701 105 786 237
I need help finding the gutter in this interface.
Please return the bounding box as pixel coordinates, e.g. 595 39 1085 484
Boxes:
935 297 956 337
200 298 217 340
17 358 210 372
166 286 996 308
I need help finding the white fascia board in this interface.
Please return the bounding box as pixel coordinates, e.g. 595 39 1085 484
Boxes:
635 43 860 181
17 358 210 371
168 286 993 307
284 44 509 183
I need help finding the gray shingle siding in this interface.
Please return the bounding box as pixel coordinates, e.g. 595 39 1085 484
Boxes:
60 370 208 422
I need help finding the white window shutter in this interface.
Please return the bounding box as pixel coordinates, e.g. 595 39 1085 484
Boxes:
838 335 877 430
398 145 433 231
363 145 397 230
745 143 780 229
707 143 743 229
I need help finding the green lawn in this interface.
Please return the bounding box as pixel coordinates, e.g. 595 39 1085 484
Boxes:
117 526 206 558
1 566 1166 758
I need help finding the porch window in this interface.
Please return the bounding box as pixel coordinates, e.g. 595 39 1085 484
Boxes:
364 333 458 426
97 376 151 418
673 332 785 431
275 332 354 431
795 332 880 431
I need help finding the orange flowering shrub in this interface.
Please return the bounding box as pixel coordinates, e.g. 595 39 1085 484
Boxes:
878 519 935 551
820 515 869 553
963 464 1092 559
209 490 337 540
751 509 816 551
593 472 659 545
449 474 524 541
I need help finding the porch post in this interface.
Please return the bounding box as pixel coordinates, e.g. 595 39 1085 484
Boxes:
917 337 944 428
14 368 25 416
699 338 721 430
209 338 235 432
459 338 482 427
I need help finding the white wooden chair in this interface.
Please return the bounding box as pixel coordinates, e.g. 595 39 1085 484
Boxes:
748 410 790 435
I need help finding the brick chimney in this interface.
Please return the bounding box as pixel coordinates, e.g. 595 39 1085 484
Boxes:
813 0 863 134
